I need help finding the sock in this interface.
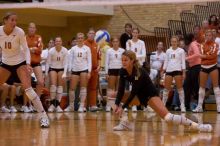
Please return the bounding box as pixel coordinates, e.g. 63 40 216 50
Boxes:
213 87 220 106
69 90 75 106
25 87 45 113
164 113 198 129
162 89 169 105
198 87 205 107
80 87 87 107
178 88 185 107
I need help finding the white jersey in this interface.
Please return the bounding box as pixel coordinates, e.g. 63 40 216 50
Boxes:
46 47 68 72
126 39 146 65
150 51 166 70
41 49 49 72
68 45 92 72
0 26 30 65
105 48 124 74
163 47 186 72
215 37 220 50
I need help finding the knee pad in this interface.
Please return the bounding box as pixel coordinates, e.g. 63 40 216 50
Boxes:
213 87 220 96
50 85 57 93
162 89 169 104
25 87 38 101
57 86 63 94
80 87 87 98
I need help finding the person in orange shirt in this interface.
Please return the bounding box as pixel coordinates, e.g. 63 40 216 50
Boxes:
26 22 44 97
193 30 220 113
84 28 100 111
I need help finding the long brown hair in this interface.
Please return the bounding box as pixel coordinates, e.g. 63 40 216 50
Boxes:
122 50 141 77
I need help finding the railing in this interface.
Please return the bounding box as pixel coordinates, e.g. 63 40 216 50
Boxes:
180 12 197 34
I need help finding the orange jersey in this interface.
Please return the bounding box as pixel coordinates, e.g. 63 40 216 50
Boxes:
26 34 43 64
200 41 218 65
84 39 100 70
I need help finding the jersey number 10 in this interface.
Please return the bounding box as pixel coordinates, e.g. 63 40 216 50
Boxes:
5 42 12 49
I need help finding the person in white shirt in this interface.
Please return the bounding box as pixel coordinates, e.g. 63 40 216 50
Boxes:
105 37 124 112
150 42 166 71
68 33 92 112
161 36 186 112
0 12 49 127
126 27 146 66
46 36 68 113
126 27 146 112
41 39 54 89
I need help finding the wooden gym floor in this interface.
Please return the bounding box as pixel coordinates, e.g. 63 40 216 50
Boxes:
0 111 219 146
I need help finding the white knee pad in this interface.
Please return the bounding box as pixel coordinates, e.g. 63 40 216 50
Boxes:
199 87 205 98
80 87 87 98
214 87 220 105
57 86 63 94
25 87 38 101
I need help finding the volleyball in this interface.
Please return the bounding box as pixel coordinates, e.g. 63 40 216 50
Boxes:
95 30 110 43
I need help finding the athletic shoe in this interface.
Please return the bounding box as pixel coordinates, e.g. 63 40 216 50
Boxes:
29 105 37 112
180 104 186 113
56 106 63 113
48 105 55 112
1 106 11 113
64 105 74 112
132 106 137 112
105 106 111 112
124 108 128 112
78 106 86 113
89 106 99 112
21 106 31 113
10 106 17 113
40 114 50 128
144 106 154 112
113 120 132 131
192 106 203 113
197 124 212 132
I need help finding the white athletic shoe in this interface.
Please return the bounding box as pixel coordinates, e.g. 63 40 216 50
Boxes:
197 124 212 132
29 105 37 112
56 106 63 113
113 120 132 131
124 108 128 112
105 106 111 112
192 106 203 113
21 106 31 113
132 106 137 112
10 106 17 113
180 104 186 113
64 105 74 112
144 106 154 112
40 114 50 128
1 106 11 113
78 106 86 113
48 105 55 112
89 106 99 112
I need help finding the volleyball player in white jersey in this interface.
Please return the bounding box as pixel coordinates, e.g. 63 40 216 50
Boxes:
105 37 124 112
0 12 49 127
161 36 186 112
68 33 92 112
46 36 68 112
126 27 146 112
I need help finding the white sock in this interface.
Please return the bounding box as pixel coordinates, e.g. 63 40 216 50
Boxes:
178 88 185 106
164 113 198 129
198 87 205 107
213 87 220 106
162 89 169 105
25 87 45 113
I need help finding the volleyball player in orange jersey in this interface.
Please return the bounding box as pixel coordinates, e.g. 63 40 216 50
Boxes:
193 30 220 113
84 29 101 111
26 22 44 97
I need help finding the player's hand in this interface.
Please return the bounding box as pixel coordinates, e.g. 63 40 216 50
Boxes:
114 105 123 117
62 73 67 79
